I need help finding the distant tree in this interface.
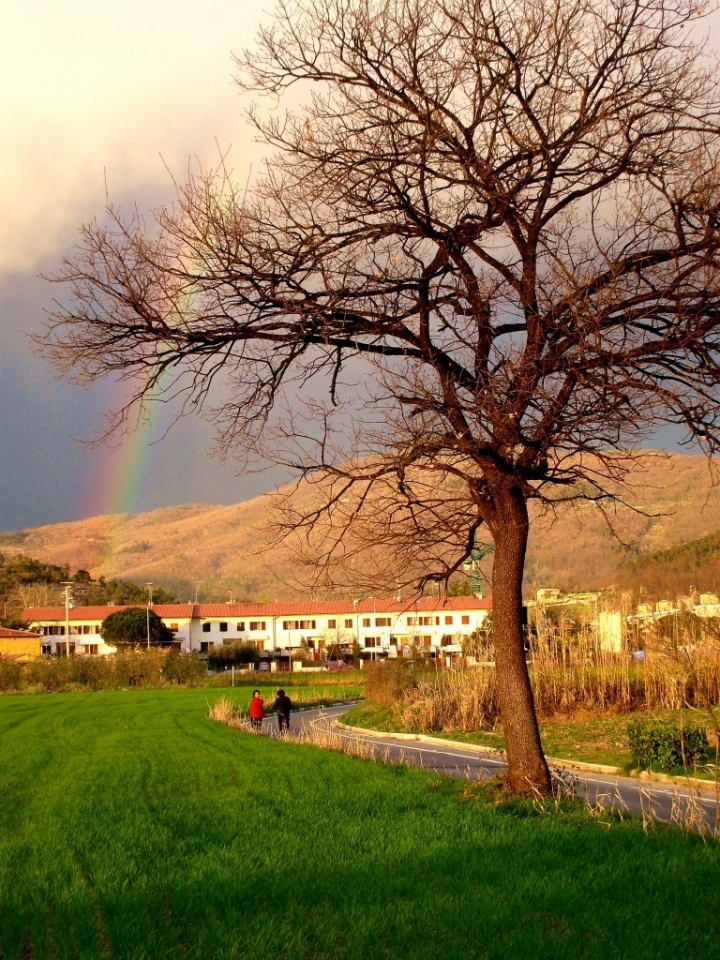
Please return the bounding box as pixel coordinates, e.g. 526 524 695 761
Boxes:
41 0 720 791
448 578 473 598
79 578 174 606
101 607 174 648
322 625 354 659
0 617 31 632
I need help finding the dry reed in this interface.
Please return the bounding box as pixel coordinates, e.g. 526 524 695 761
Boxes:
365 619 720 733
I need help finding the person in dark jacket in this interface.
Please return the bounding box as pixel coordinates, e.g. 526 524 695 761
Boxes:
249 690 265 732
274 689 293 733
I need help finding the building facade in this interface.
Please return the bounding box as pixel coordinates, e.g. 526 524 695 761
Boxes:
0 626 43 661
23 597 492 658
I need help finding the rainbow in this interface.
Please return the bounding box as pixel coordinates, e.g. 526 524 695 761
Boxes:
79 380 165 563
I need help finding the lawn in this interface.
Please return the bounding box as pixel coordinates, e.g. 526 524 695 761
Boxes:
1 690 719 959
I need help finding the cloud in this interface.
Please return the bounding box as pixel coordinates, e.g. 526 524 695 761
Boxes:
0 0 268 274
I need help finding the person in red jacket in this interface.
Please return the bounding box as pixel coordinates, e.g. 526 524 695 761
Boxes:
248 690 265 732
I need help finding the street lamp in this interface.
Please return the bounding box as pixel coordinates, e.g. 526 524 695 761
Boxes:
145 583 153 649
60 582 73 657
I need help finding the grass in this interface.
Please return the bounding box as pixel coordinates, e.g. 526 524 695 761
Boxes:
342 701 720 776
1 690 720 959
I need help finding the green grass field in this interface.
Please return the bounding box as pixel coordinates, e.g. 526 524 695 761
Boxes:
1 690 719 959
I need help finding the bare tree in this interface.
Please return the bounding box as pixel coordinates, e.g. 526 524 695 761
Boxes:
41 0 720 791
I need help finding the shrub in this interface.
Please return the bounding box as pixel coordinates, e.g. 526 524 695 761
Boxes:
364 661 416 708
164 650 206 686
627 719 709 771
0 658 24 692
25 656 75 691
206 642 259 668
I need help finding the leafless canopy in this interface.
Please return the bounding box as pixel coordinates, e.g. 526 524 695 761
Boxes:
40 0 720 789
43 0 720 585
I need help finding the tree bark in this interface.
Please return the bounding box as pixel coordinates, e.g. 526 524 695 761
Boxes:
491 482 551 793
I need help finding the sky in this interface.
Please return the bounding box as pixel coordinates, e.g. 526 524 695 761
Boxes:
0 2 718 533
0 0 285 531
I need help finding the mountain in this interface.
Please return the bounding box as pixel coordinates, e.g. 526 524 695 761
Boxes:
2 451 720 601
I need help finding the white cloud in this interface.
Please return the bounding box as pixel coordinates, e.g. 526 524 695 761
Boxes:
0 0 268 273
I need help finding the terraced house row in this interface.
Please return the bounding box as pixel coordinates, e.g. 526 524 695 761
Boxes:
23 597 492 657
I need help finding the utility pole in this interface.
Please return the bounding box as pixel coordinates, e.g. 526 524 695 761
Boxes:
146 583 153 649
60 582 73 656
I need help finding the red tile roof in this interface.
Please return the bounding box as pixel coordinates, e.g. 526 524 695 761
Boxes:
22 604 195 622
195 597 492 616
0 627 41 638
23 596 491 622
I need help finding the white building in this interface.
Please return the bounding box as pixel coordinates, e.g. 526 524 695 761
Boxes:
23 597 492 658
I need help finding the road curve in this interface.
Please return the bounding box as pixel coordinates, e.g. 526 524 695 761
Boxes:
263 703 719 833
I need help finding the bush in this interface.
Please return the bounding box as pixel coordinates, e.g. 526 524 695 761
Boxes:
0 658 24 692
364 661 416 707
206 642 259 668
627 719 709 771
164 650 206 686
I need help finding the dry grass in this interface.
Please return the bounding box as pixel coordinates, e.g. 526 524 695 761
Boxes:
365 623 720 735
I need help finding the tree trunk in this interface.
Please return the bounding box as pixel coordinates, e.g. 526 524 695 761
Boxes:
491 482 551 793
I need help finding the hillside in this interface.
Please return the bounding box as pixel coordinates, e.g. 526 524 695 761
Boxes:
3 451 720 600
616 531 720 600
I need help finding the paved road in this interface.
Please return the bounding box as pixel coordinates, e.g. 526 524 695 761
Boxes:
265 703 719 833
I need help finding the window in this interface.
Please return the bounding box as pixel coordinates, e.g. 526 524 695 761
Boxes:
362 618 371 628
236 622 245 631
345 619 353 629
256 641 265 651
41 644 51 655
170 623 179 632
328 619 337 629
249 621 266 631
219 622 228 632
423 636 432 646
461 615 470 625
95 625 101 634
200 641 214 652
202 622 211 633
48 626 66 636
282 620 315 630
86 644 99 656
375 617 391 627
444 616 453 626
364 637 380 648
407 616 439 627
